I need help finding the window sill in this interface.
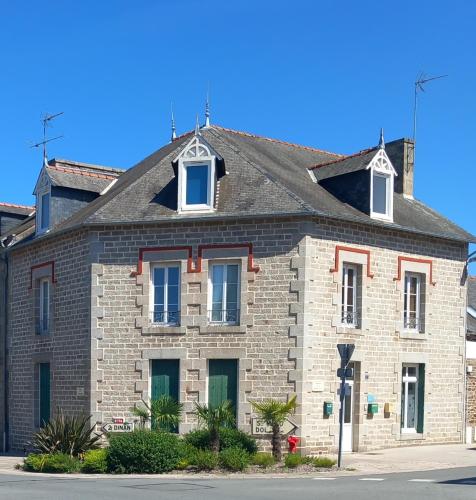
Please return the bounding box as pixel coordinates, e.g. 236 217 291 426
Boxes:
336 326 363 336
200 324 247 334
142 326 186 336
399 330 427 340
397 432 425 441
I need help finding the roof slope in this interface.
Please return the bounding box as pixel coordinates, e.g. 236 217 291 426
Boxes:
0 202 35 216
46 159 125 194
47 125 475 243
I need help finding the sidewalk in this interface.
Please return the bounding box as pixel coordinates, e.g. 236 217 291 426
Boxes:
342 443 476 475
0 444 474 478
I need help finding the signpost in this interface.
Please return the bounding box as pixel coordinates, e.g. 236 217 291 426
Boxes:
102 420 134 433
336 343 354 468
251 418 296 436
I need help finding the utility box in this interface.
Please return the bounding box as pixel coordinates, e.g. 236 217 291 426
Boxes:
384 402 394 414
323 401 333 417
367 403 378 415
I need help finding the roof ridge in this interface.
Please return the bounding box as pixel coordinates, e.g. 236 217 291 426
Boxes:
50 158 125 173
210 124 344 157
308 147 375 170
0 201 35 210
47 164 118 180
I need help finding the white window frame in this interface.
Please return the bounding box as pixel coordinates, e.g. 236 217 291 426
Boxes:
39 278 50 334
150 263 181 326
403 272 421 332
401 364 419 433
341 263 358 327
370 171 393 221
37 189 51 234
178 159 215 212
208 261 241 325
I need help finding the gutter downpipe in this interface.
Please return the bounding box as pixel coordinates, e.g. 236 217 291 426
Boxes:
1 250 8 452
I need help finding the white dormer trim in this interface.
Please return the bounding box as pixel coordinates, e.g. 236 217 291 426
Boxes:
366 148 397 222
175 135 220 213
33 167 52 235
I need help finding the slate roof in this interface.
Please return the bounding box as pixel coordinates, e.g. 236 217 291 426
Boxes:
47 125 475 243
0 202 35 216
45 159 125 194
310 148 376 181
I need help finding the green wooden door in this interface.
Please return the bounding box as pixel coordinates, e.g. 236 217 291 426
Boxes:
151 360 179 431
39 363 50 427
208 359 238 417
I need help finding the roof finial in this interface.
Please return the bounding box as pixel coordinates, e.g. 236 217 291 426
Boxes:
195 114 201 135
204 86 210 128
170 103 177 142
378 127 385 149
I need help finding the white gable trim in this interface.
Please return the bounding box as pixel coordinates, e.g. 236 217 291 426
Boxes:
366 148 397 176
173 135 222 163
33 166 52 196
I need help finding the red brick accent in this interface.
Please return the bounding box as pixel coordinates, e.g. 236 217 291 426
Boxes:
193 243 260 273
132 246 194 276
133 243 260 276
329 245 374 278
393 256 436 285
29 261 56 289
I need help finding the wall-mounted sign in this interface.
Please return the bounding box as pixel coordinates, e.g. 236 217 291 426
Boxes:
251 418 296 436
102 421 133 433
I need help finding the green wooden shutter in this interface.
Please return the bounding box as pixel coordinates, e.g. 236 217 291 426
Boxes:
39 363 50 427
151 360 179 431
417 363 425 434
208 359 238 418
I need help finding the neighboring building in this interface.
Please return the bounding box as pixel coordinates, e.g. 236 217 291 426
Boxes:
0 123 474 454
466 276 476 443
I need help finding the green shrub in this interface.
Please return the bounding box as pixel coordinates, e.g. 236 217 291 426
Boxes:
219 447 250 472
30 410 101 457
252 452 276 468
81 449 108 474
24 453 80 473
219 428 258 455
312 456 336 468
284 453 303 469
107 430 180 474
184 428 257 454
188 449 219 471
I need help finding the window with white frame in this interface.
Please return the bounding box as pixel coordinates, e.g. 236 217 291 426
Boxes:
371 171 392 218
209 262 240 324
403 272 425 332
341 263 361 327
401 364 418 432
151 264 180 325
38 191 50 232
176 136 217 212
38 278 50 334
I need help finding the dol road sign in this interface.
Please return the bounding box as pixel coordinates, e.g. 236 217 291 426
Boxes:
252 418 297 435
102 421 134 433
337 344 355 365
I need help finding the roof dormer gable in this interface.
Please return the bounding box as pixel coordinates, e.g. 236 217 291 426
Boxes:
174 133 222 213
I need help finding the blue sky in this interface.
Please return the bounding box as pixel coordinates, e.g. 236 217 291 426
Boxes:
0 0 474 264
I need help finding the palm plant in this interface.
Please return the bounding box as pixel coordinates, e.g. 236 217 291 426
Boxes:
251 395 298 461
30 409 101 457
193 400 235 453
131 395 183 433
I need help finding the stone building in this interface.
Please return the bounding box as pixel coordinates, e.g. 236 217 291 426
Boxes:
466 277 476 443
0 123 474 454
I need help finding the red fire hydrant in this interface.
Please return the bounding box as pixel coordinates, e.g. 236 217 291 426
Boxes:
287 435 300 454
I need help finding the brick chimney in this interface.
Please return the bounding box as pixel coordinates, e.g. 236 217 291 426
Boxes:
385 138 415 198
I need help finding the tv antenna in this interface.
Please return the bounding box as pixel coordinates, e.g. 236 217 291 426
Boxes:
412 73 447 145
30 111 64 165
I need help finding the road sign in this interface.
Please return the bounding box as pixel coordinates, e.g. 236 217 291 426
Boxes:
251 418 297 435
102 421 134 433
337 344 355 365
336 367 354 378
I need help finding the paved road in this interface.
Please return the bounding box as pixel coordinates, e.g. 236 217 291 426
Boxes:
0 467 475 499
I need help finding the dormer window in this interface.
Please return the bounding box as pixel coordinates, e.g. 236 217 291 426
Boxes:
175 135 220 213
367 147 396 222
38 191 50 233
